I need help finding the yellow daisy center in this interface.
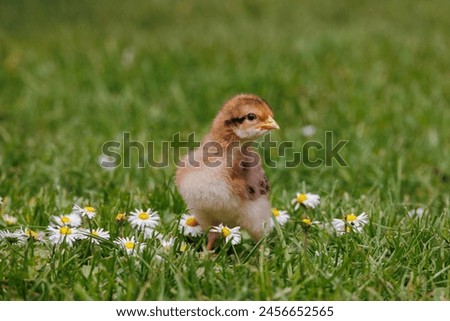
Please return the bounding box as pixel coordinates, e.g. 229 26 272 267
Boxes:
91 230 99 237
26 230 38 238
138 212 149 220
302 217 312 225
61 216 71 223
297 193 308 203
180 244 187 252
59 226 72 235
186 217 198 227
84 206 95 212
345 214 357 222
124 241 135 250
115 213 126 221
222 226 231 237
272 208 280 217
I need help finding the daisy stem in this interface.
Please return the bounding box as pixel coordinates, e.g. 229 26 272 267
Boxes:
334 246 340 267
273 220 293 278
118 223 123 238
88 246 97 278
303 232 308 251
49 244 57 273
23 241 33 289
232 245 241 264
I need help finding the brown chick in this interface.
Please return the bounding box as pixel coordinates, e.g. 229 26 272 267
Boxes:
176 94 279 250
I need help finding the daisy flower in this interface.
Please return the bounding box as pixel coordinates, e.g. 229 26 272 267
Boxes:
78 228 110 244
72 204 96 219
47 225 80 246
128 208 160 231
211 223 241 245
18 228 45 242
2 214 18 225
0 230 25 243
300 216 321 231
408 207 424 218
178 213 203 237
301 125 316 137
159 237 175 251
52 213 82 227
271 208 290 226
180 241 188 252
115 213 127 223
98 154 117 171
291 192 320 210
115 236 145 255
332 212 369 234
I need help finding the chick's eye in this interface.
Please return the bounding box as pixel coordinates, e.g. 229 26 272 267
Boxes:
247 113 257 121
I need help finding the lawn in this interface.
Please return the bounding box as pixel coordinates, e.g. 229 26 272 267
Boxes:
0 0 449 300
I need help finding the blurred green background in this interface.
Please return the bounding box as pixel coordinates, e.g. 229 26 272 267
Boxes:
1 0 449 219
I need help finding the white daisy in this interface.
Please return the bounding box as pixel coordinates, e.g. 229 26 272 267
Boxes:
332 212 369 234
408 207 424 218
154 254 164 263
159 237 175 251
114 236 145 255
0 230 25 243
211 223 241 245
178 213 203 237
291 192 320 210
52 213 82 227
47 225 80 246
322 221 337 234
2 214 18 225
128 208 160 231
78 228 110 244
97 154 117 171
18 228 45 242
72 204 96 219
271 208 290 226
301 125 316 137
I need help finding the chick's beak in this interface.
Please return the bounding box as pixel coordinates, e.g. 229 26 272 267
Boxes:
259 116 280 130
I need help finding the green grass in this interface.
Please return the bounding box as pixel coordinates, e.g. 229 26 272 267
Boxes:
0 0 449 300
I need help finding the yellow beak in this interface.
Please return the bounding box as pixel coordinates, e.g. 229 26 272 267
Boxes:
260 116 280 130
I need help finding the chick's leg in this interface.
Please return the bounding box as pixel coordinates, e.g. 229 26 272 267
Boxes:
206 231 220 251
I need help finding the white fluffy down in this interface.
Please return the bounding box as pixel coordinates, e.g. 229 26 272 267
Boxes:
177 164 272 240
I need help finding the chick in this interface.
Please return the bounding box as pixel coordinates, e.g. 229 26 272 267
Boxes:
176 94 279 250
